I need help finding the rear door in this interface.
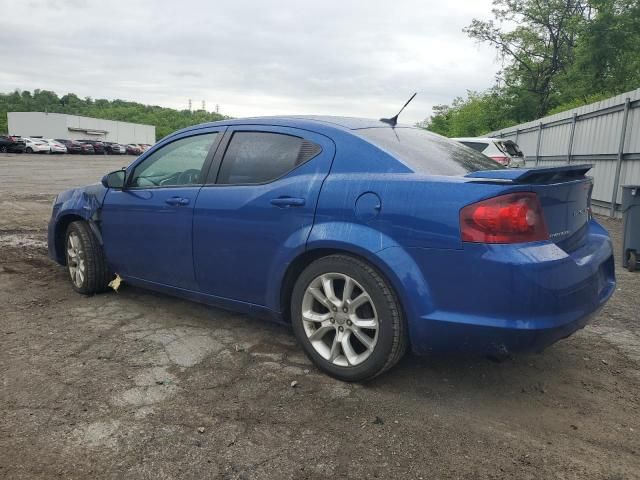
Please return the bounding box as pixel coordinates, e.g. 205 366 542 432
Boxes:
100 129 223 290
192 125 335 306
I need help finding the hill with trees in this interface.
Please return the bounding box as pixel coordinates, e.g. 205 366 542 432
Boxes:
422 0 640 137
0 90 228 140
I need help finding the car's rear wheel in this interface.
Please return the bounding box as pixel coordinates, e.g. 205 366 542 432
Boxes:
65 221 111 294
291 254 407 382
0 146 7 153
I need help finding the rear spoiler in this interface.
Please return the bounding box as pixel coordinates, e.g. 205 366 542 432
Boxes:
465 164 593 184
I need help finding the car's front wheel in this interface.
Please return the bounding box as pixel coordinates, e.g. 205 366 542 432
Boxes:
291 254 407 382
65 221 111 294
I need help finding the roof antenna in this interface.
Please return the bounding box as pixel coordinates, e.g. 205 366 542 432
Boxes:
380 92 417 127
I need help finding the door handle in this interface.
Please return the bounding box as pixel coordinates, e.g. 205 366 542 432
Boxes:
165 196 190 206
270 196 305 207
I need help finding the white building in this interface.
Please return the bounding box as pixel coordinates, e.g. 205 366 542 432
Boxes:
7 112 156 144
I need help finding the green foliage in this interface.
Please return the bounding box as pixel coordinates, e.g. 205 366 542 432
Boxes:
0 89 228 140
423 0 640 137
424 90 516 137
547 92 612 115
465 0 588 118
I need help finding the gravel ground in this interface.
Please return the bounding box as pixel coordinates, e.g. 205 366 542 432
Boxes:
1 153 639 479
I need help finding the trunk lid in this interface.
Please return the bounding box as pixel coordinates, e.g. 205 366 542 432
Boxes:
466 165 593 251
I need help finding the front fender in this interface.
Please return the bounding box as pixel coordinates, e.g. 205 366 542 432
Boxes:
48 184 108 263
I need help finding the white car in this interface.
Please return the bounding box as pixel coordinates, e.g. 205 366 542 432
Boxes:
23 137 52 154
452 137 526 167
39 138 68 154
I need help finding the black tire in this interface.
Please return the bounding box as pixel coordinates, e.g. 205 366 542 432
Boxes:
291 254 407 382
0 145 7 153
628 251 637 272
26 147 33 154
65 221 111 294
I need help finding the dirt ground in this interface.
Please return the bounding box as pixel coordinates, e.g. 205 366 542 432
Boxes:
1 153 639 479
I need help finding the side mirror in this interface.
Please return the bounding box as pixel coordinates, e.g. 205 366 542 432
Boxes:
101 169 126 189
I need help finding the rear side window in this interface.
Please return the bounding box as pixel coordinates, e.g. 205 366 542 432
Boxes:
356 128 503 175
460 141 489 153
217 131 321 184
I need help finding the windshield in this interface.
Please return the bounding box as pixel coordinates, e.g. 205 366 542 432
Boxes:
356 128 504 175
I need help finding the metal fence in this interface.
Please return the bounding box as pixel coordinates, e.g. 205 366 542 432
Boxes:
491 88 640 217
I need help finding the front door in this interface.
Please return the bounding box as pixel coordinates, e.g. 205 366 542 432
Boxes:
193 126 335 307
100 130 222 290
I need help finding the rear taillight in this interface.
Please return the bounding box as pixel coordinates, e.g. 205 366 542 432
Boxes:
490 155 511 166
460 192 549 244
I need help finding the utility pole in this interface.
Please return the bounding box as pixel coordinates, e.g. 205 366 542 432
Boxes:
215 104 219 114
188 99 192 112
202 100 206 111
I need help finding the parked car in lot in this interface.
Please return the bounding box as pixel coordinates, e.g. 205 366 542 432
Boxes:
55 139 83 154
126 144 142 155
453 137 526 167
47 116 615 381
78 140 105 154
80 143 95 154
104 142 126 155
23 137 51 154
0 135 26 153
38 139 68 154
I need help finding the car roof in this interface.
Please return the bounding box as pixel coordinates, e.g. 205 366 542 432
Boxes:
171 115 415 138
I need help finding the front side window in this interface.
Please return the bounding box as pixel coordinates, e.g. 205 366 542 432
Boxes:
129 133 217 188
216 131 321 185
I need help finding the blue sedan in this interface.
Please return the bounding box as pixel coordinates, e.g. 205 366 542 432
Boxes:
48 117 616 381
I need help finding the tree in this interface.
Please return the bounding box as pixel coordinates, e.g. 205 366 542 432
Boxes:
562 0 640 101
422 90 515 137
425 0 640 137
465 0 589 117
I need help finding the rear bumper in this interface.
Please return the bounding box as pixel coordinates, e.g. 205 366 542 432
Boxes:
405 220 615 355
412 309 601 356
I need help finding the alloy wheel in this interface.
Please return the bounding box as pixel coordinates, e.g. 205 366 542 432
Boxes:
301 273 379 367
66 232 86 288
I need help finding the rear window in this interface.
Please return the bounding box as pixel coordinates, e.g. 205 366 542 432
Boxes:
498 140 523 157
459 141 489 153
356 128 503 175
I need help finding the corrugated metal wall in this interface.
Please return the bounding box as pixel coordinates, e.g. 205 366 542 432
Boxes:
490 88 640 217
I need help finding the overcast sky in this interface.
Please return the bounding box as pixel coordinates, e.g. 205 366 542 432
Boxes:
0 0 501 124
